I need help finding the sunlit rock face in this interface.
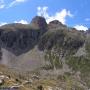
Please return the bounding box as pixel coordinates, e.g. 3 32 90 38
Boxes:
0 48 18 67
0 47 45 71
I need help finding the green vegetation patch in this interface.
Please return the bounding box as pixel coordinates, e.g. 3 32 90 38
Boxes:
66 56 90 87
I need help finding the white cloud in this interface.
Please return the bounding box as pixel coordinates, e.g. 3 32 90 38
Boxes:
37 6 73 24
85 18 90 21
8 0 27 8
74 25 88 31
37 6 49 18
0 0 28 9
0 22 7 26
14 20 29 24
0 4 4 9
0 0 5 9
0 20 28 26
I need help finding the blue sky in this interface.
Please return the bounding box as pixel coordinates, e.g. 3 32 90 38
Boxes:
0 0 90 30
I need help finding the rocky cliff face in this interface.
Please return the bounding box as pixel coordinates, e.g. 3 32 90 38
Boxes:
0 16 48 70
0 16 47 56
0 16 87 71
0 28 38 55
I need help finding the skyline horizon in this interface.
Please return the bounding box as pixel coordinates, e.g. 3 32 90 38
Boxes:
0 0 89 31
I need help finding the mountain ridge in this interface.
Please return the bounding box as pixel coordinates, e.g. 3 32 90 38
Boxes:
0 16 90 89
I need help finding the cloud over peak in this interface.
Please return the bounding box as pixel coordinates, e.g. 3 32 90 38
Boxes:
0 19 29 26
14 20 29 24
37 6 73 24
74 25 88 31
0 22 7 26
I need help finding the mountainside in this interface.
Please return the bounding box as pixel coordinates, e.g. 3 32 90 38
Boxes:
0 16 90 90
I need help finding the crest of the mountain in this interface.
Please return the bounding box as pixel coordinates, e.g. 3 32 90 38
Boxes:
48 20 67 30
31 16 47 30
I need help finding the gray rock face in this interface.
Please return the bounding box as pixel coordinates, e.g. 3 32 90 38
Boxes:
0 46 45 71
0 29 38 55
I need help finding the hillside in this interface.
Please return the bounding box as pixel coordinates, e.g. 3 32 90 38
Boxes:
0 16 90 90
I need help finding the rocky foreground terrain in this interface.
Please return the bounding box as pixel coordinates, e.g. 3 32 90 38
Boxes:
0 16 90 90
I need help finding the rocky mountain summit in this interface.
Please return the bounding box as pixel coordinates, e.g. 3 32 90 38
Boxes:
48 20 67 30
31 16 47 30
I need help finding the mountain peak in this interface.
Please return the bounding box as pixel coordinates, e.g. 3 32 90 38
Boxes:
31 16 47 30
48 20 67 30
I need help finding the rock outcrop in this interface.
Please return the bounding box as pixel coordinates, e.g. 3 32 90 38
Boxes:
48 20 67 30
